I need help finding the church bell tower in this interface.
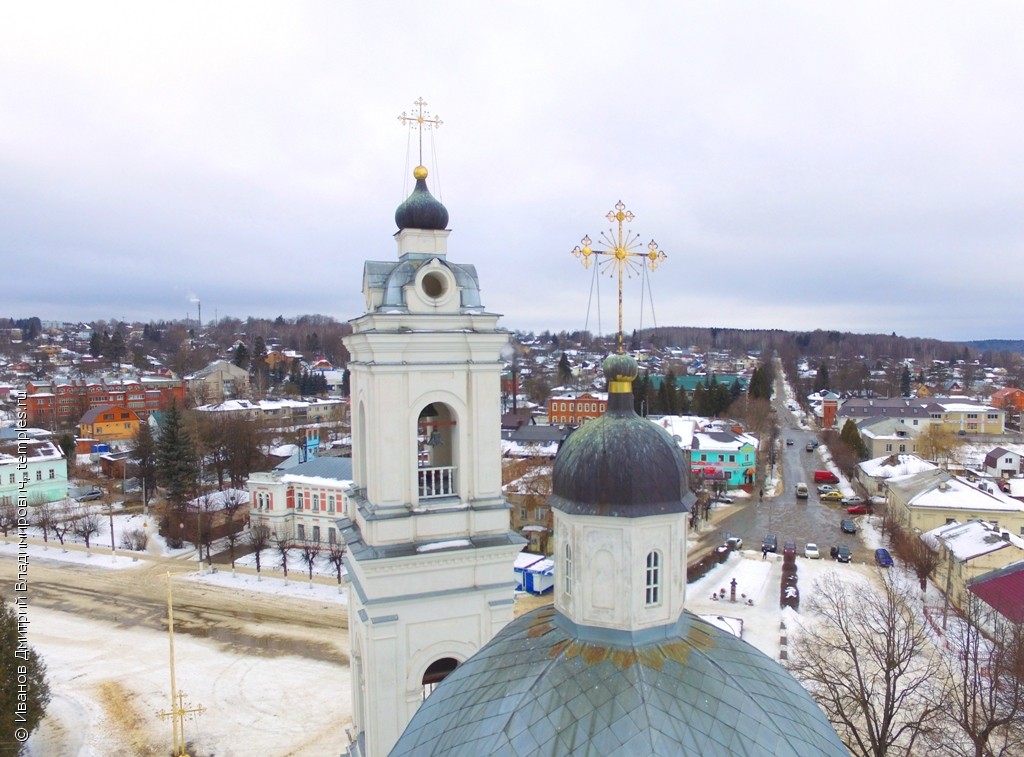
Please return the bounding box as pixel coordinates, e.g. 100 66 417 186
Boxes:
339 109 525 756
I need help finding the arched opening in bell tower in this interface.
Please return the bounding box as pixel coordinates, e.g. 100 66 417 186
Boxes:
416 402 457 499
421 656 459 700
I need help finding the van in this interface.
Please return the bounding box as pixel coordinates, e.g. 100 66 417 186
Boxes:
813 470 839 484
795 482 809 499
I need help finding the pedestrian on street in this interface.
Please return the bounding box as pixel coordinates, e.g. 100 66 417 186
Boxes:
762 546 768 560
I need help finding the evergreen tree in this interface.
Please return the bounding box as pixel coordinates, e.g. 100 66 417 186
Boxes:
730 378 743 402
156 403 198 510
692 383 707 416
107 330 126 365
233 343 250 369
341 367 351 398
130 422 159 507
677 385 691 415
839 419 869 460
88 331 102 358
900 366 912 396
663 371 680 415
632 372 648 415
814 363 830 392
558 352 572 384
0 595 50 753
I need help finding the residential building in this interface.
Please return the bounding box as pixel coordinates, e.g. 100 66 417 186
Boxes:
194 396 346 426
248 455 352 545
990 386 1024 413
25 376 185 428
855 453 937 497
983 446 1023 479
0 437 67 506
922 519 1024 614
968 561 1024 625
886 468 1024 536
857 416 919 458
185 360 250 403
836 397 1004 435
689 430 758 488
78 405 143 443
547 391 607 425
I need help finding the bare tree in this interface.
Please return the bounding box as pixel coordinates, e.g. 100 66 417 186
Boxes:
298 539 322 586
937 595 1024 757
50 503 74 550
0 500 17 541
247 523 271 580
32 501 55 545
220 490 246 571
71 505 100 551
326 540 347 592
786 570 944 756
274 534 291 581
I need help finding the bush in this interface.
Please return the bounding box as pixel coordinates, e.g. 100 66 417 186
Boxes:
119 529 148 551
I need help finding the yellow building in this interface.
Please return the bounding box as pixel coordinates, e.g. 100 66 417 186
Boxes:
887 468 1024 536
922 519 1024 612
78 404 142 443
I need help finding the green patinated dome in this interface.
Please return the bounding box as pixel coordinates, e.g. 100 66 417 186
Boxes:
395 166 449 231
603 353 639 384
549 353 693 518
391 606 850 756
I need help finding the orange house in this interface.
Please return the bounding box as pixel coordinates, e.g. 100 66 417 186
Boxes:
991 387 1024 412
78 405 142 443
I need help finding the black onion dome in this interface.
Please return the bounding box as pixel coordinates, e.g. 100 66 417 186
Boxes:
395 165 449 230
549 355 693 518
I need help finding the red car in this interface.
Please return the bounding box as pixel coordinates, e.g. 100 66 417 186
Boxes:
847 505 871 514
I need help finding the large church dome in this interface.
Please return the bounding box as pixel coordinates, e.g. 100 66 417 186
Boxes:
550 354 695 517
390 605 849 756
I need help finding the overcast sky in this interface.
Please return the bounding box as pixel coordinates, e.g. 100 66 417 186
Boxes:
3 3 1022 343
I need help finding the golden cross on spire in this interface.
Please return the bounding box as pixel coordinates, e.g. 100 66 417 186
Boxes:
572 200 667 353
397 97 443 167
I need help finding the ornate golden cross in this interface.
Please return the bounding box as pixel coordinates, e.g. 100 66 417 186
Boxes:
397 97 443 167
572 200 666 353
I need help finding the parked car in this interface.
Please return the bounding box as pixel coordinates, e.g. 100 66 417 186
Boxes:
841 495 865 506
841 519 858 534
783 541 797 558
805 542 821 559
874 548 894 567
761 533 778 553
831 544 852 563
817 484 837 494
785 438 794 446
814 470 840 484
805 441 815 452
869 495 886 506
847 505 871 514
714 494 734 504
724 536 743 550
821 491 844 501
76 488 103 502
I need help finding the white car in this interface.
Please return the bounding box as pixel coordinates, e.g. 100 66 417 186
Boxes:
804 542 821 560
817 484 837 494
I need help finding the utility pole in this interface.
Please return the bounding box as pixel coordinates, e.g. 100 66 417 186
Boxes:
158 573 205 757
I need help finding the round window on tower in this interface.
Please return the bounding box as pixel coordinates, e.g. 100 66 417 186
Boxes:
421 271 447 299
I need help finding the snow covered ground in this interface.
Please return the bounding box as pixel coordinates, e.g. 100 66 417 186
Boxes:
25 603 350 757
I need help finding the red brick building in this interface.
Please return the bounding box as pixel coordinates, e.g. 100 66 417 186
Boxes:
25 377 185 429
547 391 607 426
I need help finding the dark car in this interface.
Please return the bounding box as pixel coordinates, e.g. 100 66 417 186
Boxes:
761 534 778 553
831 545 852 563
805 441 815 452
785 438 794 446
841 519 858 534
874 548 894 567
783 541 797 562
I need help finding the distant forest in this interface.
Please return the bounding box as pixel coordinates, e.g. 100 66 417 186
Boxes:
635 326 1024 368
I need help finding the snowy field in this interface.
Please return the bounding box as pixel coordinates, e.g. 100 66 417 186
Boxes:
25 603 351 757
